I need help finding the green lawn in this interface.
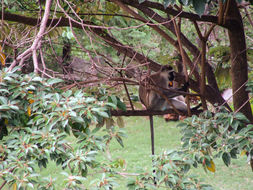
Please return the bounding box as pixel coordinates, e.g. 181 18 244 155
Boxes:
2 117 253 189
41 116 253 189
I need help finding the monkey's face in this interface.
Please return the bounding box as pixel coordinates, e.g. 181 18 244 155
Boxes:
161 65 175 82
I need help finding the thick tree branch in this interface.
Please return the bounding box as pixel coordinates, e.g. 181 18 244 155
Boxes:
117 0 238 29
226 0 253 122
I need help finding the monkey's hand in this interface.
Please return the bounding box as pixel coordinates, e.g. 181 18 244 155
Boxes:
181 82 189 92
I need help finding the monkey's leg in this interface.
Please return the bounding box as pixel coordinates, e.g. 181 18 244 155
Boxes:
163 98 188 111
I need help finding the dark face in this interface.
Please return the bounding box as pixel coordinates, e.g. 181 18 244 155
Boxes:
161 65 174 81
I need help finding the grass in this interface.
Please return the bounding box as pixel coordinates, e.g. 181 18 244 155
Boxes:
43 116 253 189
2 116 253 189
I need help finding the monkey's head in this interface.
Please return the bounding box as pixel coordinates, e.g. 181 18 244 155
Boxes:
161 65 174 86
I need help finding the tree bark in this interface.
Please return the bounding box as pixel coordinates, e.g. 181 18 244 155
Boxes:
226 0 253 122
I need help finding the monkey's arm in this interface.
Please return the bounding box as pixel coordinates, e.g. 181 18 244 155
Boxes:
161 82 189 98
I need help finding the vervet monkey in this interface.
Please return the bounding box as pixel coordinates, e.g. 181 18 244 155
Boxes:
139 65 188 112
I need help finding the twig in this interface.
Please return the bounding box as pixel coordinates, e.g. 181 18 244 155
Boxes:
172 18 192 116
8 0 53 72
192 21 215 110
120 52 135 110
0 181 7 190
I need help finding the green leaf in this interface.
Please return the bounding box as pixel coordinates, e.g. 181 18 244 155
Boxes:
108 95 117 105
0 105 10 110
192 0 207 15
9 105 19 111
71 116 84 123
235 112 249 122
116 136 124 148
117 98 126 111
105 102 117 109
138 0 146 3
164 0 176 8
98 111 109 118
63 90 72 98
230 148 238 159
32 76 43 82
0 96 8 104
47 78 64 85
222 152 231 167
0 89 9 94
85 97 96 103
180 0 191 5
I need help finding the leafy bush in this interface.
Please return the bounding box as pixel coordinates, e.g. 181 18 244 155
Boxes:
0 68 126 189
178 108 253 172
1 68 252 189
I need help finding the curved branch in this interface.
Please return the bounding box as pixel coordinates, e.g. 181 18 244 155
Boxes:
118 0 237 28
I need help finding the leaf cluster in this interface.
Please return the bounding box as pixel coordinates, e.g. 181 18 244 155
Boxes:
126 150 213 190
0 67 126 189
179 108 253 170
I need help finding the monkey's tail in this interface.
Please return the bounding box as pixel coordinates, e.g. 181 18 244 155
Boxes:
149 115 156 185
149 115 155 155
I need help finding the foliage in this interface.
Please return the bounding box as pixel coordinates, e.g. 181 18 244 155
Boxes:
208 46 230 66
208 46 231 90
125 107 253 189
0 68 127 189
126 150 213 190
178 108 253 172
1 69 253 189
0 68 216 190
0 68 214 190
139 0 253 16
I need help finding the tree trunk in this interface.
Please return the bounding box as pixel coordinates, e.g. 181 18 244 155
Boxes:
226 0 253 122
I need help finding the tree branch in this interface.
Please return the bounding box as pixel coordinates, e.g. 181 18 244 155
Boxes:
124 3 222 102
117 0 237 29
1 11 230 110
110 109 202 117
8 0 53 72
1 11 161 72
